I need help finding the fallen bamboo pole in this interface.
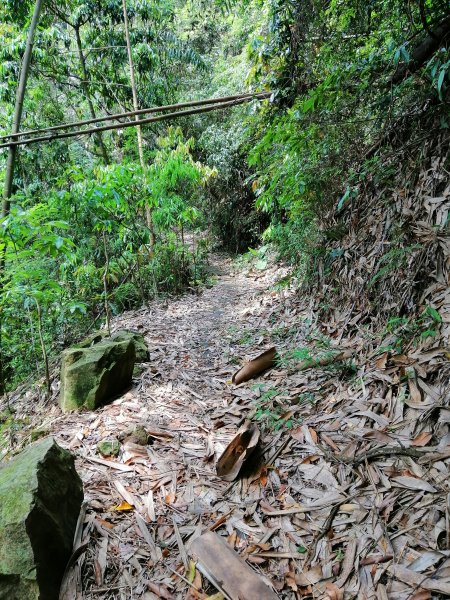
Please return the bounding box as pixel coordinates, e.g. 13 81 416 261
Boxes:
0 92 270 143
0 94 270 149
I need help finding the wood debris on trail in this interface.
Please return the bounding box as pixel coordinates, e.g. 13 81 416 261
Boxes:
1 248 449 600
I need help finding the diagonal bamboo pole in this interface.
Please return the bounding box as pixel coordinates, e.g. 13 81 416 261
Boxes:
0 94 270 149
0 93 266 142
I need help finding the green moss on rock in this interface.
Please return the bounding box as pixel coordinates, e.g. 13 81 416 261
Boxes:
60 338 135 412
0 437 83 600
111 331 149 362
74 329 149 362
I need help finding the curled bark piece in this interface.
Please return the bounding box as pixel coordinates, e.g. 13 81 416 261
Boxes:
216 421 260 481
190 530 279 600
232 347 277 385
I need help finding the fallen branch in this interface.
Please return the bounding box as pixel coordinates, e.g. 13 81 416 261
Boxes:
390 15 450 84
325 445 450 466
292 349 354 373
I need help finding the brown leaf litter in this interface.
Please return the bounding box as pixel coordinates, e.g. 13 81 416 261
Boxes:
0 232 449 600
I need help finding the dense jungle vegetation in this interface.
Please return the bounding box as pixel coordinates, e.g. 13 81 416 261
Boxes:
0 0 449 393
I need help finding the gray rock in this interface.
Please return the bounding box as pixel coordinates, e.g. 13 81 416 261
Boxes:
60 337 135 412
0 437 83 600
111 330 149 363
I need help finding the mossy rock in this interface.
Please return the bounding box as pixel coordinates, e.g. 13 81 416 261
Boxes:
60 338 135 412
111 330 149 363
75 329 149 362
74 330 108 349
0 437 83 600
97 439 120 457
30 429 50 442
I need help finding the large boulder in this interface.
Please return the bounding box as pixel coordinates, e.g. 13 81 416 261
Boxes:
60 336 135 412
0 437 83 600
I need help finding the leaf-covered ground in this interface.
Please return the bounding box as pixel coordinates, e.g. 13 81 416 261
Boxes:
2 245 449 599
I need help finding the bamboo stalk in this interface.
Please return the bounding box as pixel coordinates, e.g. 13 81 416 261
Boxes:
0 93 270 143
2 0 43 216
75 25 109 164
0 94 270 149
121 0 154 236
122 0 145 168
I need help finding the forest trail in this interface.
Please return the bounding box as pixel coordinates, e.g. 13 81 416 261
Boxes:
4 252 449 599
52 252 294 598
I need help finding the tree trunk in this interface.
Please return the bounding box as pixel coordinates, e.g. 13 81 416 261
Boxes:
2 0 43 217
0 1 43 393
121 0 155 244
74 26 109 164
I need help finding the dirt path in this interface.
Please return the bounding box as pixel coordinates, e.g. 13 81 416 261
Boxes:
4 251 449 599
53 253 289 599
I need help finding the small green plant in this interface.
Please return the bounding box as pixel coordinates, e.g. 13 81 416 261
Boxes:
235 244 271 271
277 346 339 369
382 305 442 351
335 548 345 562
112 282 141 312
305 331 333 350
296 392 316 405
251 385 300 431
277 347 313 367
369 245 420 288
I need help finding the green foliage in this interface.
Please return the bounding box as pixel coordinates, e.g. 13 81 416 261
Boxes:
243 0 450 280
112 282 141 312
251 384 299 432
0 129 211 390
149 127 215 233
382 305 443 352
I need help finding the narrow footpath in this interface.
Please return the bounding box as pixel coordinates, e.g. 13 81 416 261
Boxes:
55 253 295 599
4 252 450 599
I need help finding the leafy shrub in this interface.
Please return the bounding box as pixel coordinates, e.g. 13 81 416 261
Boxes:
111 282 141 312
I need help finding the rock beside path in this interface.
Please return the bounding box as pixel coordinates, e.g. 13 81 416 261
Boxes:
76 329 149 363
110 330 149 363
60 329 149 411
0 437 83 600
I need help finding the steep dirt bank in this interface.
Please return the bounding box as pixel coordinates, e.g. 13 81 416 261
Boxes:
1 251 450 599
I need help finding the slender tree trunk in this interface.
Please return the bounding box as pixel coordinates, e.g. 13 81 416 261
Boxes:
102 232 111 336
74 26 109 164
2 0 43 217
0 0 43 395
35 299 50 395
121 0 155 243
